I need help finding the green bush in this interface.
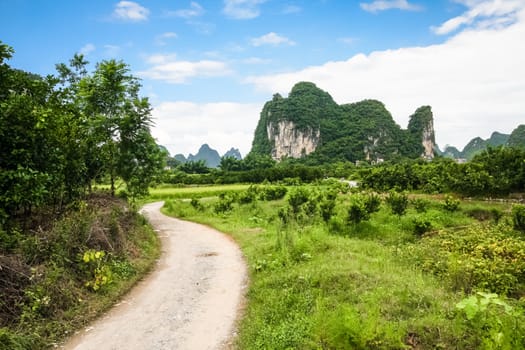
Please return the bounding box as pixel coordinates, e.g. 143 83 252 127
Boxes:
213 195 235 214
455 292 525 349
190 198 204 210
259 185 287 201
319 197 336 222
411 198 430 213
363 192 381 214
347 196 370 225
287 187 310 214
412 217 433 236
386 191 408 216
403 224 525 296
512 204 525 233
443 195 460 212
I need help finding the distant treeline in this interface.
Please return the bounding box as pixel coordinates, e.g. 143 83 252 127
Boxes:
165 146 525 197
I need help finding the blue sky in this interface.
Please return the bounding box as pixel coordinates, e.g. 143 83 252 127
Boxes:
1 0 524 157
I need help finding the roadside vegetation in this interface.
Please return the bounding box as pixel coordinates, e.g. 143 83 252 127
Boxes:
160 182 525 349
1 42 163 348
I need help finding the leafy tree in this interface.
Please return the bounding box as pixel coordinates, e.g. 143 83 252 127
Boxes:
219 156 243 171
179 160 209 174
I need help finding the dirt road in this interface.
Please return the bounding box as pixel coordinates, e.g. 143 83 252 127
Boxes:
63 202 247 350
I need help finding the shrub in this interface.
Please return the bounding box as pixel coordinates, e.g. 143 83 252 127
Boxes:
412 217 432 236
259 185 287 201
443 195 460 212
386 191 408 216
213 195 235 214
347 196 370 225
363 193 381 214
512 204 525 233
411 198 430 213
190 198 204 210
319 197 336 222
287 187 310 214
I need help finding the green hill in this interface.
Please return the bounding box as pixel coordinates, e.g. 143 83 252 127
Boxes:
250 82 435 163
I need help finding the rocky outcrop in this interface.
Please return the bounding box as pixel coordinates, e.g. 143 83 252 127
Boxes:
267 120 320 160
407 106 436 159
421 118 435 159
250 82 438 163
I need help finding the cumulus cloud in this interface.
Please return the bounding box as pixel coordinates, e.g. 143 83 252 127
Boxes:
167 2 204 19
245 5 525 150
139 54 231 83
113 1 149 21
360 0 422 13
251 32 296 46
151 101 261 156
223 0 266 19
79 43 96 55
432 0 522 34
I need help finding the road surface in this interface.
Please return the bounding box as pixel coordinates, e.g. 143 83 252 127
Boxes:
63 201 247 350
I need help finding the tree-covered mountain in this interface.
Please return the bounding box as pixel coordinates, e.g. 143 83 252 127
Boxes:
508 125 525 149
461 132 509 160
249 82 435 163
439 129 525 160
187 144 221 168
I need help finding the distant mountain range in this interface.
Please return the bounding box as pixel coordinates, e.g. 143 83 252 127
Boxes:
438 125 525 160
172 144 242 168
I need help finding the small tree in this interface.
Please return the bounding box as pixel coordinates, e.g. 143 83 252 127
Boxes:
386 191 408 216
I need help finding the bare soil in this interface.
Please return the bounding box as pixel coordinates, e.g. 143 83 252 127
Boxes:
63 201 247 350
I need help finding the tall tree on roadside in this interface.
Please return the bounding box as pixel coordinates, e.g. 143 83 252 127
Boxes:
77 59 164 197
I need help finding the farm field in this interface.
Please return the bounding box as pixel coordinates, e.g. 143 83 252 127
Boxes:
156 182 525 349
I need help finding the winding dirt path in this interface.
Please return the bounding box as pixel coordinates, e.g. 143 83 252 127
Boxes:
63 202 247 350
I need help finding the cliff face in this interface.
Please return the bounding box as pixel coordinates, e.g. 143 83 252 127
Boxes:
267 120 320 160
407 106 436 159
249 82 436 163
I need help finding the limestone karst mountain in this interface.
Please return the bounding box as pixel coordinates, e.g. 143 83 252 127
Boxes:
249 82 436 163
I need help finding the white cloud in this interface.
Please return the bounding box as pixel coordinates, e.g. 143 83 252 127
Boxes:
223 0 266 20
151 101 261 156
432 0 522 35
168 2 204 18
79 43 96 55
246 5 525 150
360 0 422 13
139 54 231 83
251 32 296 47
155 32 178 46
113 1 149 21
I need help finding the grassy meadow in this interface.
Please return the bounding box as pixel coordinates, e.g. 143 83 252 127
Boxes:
154 182 525 349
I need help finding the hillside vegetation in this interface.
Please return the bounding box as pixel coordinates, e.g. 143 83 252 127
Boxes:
250 82 434 163
1 42 163 348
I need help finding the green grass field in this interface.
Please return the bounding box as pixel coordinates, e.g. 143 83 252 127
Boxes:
148 184 251 200
154 183 525 349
